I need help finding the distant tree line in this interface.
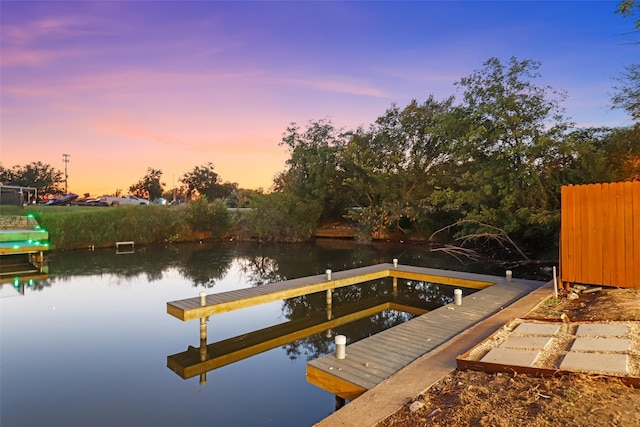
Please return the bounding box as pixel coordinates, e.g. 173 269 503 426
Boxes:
0 161 260 207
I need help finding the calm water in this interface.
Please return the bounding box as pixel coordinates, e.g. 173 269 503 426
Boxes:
1 240 512 427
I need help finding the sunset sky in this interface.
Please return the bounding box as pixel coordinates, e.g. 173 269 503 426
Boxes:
1 1 635 196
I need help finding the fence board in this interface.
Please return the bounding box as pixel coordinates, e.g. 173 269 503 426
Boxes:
615 183 626 287
561 182 639 289
600 183 611 286
634 182 640 288
560 187 573 282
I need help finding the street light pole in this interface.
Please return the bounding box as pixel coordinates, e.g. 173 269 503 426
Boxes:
62 154 70 194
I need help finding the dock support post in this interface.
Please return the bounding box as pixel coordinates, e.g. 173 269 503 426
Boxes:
393 277 398 297
506 270 512 282
335 396 346 410
454 288 462 305
326 288 332 305
335 335 346 359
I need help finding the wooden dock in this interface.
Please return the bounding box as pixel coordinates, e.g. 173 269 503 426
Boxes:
306 275 544 401
166 263 497 321
0 215 49 256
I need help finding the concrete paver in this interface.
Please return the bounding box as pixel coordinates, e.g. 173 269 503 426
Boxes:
499 336 554 350
481 347 541 367
559 352 629 375
571 337 631 353
513 322 560 336
575 323 628 336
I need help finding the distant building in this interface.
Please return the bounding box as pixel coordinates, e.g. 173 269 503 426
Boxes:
0 185 38 206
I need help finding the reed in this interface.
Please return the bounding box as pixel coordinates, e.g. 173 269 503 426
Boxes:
24 205 225 250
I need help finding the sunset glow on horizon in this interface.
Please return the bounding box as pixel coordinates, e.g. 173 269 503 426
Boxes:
1 1 635 196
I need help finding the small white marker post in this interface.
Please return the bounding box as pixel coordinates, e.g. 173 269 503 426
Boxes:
393 258 398 268
335 335 346 359
553 266 558 298
454 288 462 305
326 269 332 280
506 270 513 282
199 291 207 307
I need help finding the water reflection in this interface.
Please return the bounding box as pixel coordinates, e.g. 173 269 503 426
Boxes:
2 240 513 427
168 274 470 383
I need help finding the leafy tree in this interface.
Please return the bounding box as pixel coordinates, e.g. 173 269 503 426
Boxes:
184 197 231 237
612 64 640 121
0 161 64 196
431 57 572 247
274 119 348 221
247 192 321 242
617 0 640 28
129 167 164 200
613 1 640 120
604 125 640 181
180 162 235 201
341 97 456 238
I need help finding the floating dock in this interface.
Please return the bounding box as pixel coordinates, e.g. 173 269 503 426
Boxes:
0 215 49 283
166 263 496 321
306 274 544 401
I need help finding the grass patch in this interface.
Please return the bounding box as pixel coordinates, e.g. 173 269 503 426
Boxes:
17 205 227 250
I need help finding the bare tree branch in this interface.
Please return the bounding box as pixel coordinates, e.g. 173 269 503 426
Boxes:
430 219 530 261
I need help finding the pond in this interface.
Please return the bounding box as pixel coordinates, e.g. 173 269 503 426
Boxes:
1 240 524 426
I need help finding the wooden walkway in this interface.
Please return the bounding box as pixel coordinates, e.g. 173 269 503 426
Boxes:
167 263 498 321
306 276 544 400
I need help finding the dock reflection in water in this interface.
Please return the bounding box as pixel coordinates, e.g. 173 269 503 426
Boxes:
167 289 441 383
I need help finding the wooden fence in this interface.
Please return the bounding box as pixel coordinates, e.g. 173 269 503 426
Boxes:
561 182 640 289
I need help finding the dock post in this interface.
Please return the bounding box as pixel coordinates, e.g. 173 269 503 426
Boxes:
506 270 512 282
326 290 333 337
326 269 332 280
393 258 398 268
393 277 398 297
335 335 346 359
335 396 346 410
454 288 462 305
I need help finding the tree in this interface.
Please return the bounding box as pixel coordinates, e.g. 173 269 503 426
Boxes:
341 97 456 238
184 197 231 237
613 1 640 120
432 57 572 247
274 119 348 221
612 64 640 121
247 192 321 242
0 161 64 196
180 163 234 201
617 0 640 28
129 168 164 200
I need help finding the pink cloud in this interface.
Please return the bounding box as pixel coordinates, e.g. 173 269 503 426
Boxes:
3 16 97 45
275 76 388 98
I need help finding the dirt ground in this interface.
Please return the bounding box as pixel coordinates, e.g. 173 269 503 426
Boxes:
378 287 640 427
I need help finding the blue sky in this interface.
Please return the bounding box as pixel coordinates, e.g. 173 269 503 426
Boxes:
1 1 635 195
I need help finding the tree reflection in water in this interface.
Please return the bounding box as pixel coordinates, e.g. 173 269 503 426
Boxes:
27 241 491 365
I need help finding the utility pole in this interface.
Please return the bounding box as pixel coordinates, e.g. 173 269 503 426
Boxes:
62 154 70 194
